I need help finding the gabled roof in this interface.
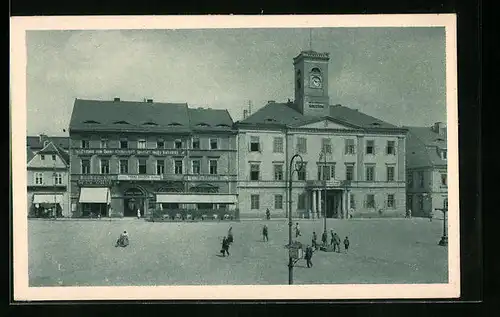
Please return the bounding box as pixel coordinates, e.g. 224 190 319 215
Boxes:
405 126 447 168
236 101 402 131
27 147 35 163
35 141 70 166
27 136 69 150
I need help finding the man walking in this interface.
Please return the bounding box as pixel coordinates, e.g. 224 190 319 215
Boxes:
262 224 269 242
294 223 301 238
333 232 341 253
304 245 314 268
312 232 318 250
266 208 271 220
220 236 230 257
321 231 328 246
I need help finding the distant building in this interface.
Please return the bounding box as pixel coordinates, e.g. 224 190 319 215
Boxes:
235 50 408 219
68 98 237 218
405 123 448 218
27 140 70 217
27 134 70 152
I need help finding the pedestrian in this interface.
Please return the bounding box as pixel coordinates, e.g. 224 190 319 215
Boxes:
266 208 271 220
304 245 313 268
137 208 141 219
220 236 230 257
333 232 341 253
321 231 328 246
343 236 350 253
429 210 434 222
294 223 301 237
262 225 269 242
312 232 318 250
227 227 234 244
330 229 335 245
115 230 129 247
408 208 412 219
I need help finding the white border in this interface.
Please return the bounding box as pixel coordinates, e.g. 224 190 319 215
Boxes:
11 14 459 301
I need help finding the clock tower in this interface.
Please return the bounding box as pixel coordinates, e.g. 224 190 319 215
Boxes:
293 50 330 117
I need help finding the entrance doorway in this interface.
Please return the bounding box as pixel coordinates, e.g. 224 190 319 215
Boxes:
325 190 341 218
123 187 146 217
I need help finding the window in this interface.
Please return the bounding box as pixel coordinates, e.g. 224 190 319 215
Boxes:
349 194 356 209
40 154 45 160
297 137 307 154
407 172 414 188
192 160 201 174
81 159 90 174
442 150 447 160
418 171 424 188
297 162 307 181
407 195 413 210
192 137 200 149
51 154 56 161
35 172 43 184
418 195 424 211
251 195 260 210
386 141 396 155
345 139 355 154
119 160 128 174
250 164 260 181
81 139 90 148
137 139 147 149
174 160 183 175
330 164 336 179
157 139 165 149
387 194 395 208
274 195 283 209
443 198 448 209
156 160 165 175
53 173 63 185
273 137 283 153
209 160 218 175
441 173 447 186
346 164 354 181
318 165 331 181
100 159 110 174
120 138 128 149
250 136 260 152
174 139 182 149
101 138 108 149
297 193 306 209
366 194 375 208
365 165 375 181
210 138 218 150
322 138 332 154
274 164 283 181
366 140 375 154
387 165 395 181
138 159 147 174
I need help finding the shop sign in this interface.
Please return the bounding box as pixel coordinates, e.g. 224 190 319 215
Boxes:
117 174 162 181
74 148 186 156
77 175 115 186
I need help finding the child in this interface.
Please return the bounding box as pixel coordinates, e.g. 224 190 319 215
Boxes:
262 225 269 242
115 231 129 247
343 236 350 253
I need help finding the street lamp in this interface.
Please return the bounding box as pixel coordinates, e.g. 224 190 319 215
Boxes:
319 151 327 235
436 201 448 246
288 153 304 285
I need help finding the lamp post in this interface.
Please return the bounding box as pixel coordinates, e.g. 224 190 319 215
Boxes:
53 158 57 220
436 201 448 246
319 151 327 235
288 153 303 285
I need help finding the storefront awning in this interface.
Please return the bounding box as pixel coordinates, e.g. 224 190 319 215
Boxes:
33 194 64 204
79 187 111 204
156 194 237 204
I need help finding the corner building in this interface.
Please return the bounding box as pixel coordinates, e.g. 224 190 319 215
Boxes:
68 98 237 218
236 50 408 219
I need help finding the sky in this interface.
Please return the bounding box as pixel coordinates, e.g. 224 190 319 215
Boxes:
26 27 446 137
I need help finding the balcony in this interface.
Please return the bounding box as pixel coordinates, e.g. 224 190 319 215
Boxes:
305 179 351 188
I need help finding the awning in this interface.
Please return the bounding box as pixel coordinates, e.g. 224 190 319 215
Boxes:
33 194 64 204
79 187 111 204
156 194 237 204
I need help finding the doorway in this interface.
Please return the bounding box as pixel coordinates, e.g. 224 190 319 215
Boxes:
325 190 340 218
124 197 144 217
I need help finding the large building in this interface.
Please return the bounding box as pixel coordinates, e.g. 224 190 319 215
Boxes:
235 50 408 219
405 123 448 218
27 139 70 217
68 98 238 218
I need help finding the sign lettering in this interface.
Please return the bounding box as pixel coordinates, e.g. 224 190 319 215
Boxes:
74 149 186 156
77 175 115 186
117 174 162 181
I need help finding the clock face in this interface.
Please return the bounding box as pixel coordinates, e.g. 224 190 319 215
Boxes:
311 75 322 88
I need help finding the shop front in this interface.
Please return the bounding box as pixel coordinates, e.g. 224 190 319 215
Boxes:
32 194 64 218
79 187 111 217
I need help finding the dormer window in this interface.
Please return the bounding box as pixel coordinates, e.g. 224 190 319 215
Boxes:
216 123 230 128
371 122 381 126
441 150 447 160
168 122 182 127
264 118 277 123
196 122 210 127
113 120 130 125
83 120 101 124
143 121 158 126
43 140 49 147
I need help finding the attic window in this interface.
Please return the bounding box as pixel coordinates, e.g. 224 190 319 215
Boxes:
143 121 158 126
370 122 381 126
435 138 445 142
168 122 182 126
216 124 230 127
264 118 277 123
113 120 130 125
196 123 210 127
83 120 101 124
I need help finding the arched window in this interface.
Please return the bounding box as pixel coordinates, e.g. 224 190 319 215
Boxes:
311 67 321 74
83 120 101 124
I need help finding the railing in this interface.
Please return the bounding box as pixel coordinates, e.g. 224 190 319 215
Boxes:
150 208 240 221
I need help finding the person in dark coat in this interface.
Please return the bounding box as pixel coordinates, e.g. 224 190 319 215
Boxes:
115 231 129 247
266 208 271 220
321 231 328 246
343 236 350 253
294 223 301 237
220 236 230 257
262 225 269 242
304 245 313 268
312 232 318 250
333 232 341 252
227 227 234 244
330 230 335 246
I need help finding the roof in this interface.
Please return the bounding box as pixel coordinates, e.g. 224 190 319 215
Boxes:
236 102 401 131
69 99 235 133
27 147 35 163
405 126 448 168
35 141 70 165
27 136 69 150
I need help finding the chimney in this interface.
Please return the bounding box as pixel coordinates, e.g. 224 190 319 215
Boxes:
147 99 153 103
114 97 120 102
243 109 248 119
39 133 47 143
433 122 447 135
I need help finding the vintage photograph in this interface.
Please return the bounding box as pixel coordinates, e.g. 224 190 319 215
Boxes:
11 15 459 300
